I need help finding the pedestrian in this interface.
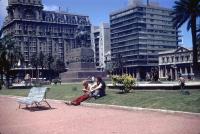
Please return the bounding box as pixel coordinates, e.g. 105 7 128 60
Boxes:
167 73 171 81
179 75 185 91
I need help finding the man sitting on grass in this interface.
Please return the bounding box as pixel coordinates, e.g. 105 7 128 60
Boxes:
90 76 106 99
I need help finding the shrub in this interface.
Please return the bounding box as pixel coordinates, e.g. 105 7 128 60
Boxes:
111 74 136 93
111 75 123 85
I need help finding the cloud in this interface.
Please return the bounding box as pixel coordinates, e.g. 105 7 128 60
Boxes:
0 0 8 17
43 5 59 11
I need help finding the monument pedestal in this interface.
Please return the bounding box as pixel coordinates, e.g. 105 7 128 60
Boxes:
61 47 106 82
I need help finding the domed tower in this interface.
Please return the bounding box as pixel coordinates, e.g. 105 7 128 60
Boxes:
7 0 43 21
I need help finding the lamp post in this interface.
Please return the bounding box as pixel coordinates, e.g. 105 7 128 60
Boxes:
28 64 32 84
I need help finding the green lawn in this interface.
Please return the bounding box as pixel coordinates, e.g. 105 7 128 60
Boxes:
0 84 200 113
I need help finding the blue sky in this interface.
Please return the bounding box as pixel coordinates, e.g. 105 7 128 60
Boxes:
0 0 192 48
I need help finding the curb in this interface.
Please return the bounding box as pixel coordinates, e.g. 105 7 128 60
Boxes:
81 102 200 117
1 95 200 117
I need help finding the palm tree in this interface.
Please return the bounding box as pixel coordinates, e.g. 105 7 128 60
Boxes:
171 0 200 79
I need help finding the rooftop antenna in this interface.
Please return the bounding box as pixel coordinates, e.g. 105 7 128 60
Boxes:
147 0 150 6
66 8 69 13
59 6 61 12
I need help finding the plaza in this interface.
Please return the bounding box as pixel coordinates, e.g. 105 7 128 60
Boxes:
0 0 200 133
1 96 200 134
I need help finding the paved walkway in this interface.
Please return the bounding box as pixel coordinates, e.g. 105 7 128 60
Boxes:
0 96 200 134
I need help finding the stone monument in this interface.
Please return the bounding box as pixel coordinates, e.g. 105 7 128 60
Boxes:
61 25 106 82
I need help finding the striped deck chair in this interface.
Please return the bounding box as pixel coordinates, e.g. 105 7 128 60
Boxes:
17 87 51 109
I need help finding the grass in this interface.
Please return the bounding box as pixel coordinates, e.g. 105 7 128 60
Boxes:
0 84 200 113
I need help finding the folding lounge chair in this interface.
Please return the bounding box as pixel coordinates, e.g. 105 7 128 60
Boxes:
17 87 51 109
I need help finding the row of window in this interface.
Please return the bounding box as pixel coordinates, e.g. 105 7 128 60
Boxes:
111 35 176 44
43 13 89 25
11 0 41 5
161 54 191 64
111 10 172 25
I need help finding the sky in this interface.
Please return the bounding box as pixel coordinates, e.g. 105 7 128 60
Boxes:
0 0 192 48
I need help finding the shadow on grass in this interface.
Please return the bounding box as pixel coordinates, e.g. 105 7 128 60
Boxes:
115 91 134 94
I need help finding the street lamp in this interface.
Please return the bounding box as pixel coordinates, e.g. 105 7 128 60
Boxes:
28 64 33 83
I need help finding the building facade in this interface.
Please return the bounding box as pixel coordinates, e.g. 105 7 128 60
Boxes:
109 2 179 80
91 23 111 70
1 0 91 67
158 46 196 80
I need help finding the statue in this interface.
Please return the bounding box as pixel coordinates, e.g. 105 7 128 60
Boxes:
61 26 106 82
75 25 89 48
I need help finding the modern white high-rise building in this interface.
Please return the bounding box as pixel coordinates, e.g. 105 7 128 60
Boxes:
91 23 111 71
110 0 179 80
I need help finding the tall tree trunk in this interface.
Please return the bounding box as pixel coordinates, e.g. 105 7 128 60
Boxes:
191 16 200 79
5 73 10 88
0 71 3 89
0 70 3 83
48 64 51 81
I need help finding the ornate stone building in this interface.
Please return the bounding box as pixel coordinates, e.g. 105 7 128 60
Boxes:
158 46 199 80
1 0 91 66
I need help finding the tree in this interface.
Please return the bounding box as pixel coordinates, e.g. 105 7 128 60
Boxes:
46 55 54 81
30 53 39 80
0 36 5 88
171 0 200 79
0 34 23 87
113 54 125 75
52 59 65 78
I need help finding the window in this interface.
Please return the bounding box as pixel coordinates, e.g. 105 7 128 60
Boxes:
181 56 184 61
171 57 174 62
176 57 179 62
186 56 189 61
166 57 169 62
162 57 165 63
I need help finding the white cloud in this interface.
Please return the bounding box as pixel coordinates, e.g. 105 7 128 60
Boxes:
0 0 8 18
43 5 59 11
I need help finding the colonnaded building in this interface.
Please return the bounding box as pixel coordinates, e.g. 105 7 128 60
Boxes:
110 0 179 80
158 46 200 80
1 0 91 66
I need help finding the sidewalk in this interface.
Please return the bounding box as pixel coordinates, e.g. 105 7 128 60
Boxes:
0 96 200 134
